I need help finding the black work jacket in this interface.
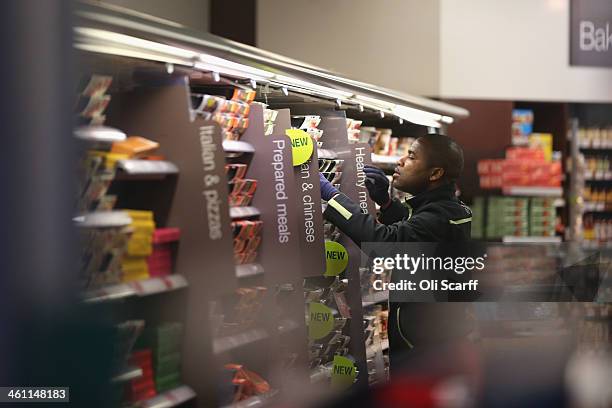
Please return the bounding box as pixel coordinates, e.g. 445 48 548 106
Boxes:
323 183 472 245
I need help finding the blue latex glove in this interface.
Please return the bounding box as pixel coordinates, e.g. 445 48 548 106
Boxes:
364 164 391 207
320 172 339 201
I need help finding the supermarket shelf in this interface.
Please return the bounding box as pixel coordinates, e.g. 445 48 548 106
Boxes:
584 202 612 212
74 125 126 143
116 159 178 176
220 389 279 408
584 170 612 181
83 275 188 303
362 291 389 307
111 366 143 383
141 385 196 408
579 145 612 151
230 206 260 219
502 236 562 243
223 140 255 154
582 241 612 250
73 211 132 228
371 154 401 166
318 148 337 159
235 263 264 278
502 187 563 197
213 328 269 354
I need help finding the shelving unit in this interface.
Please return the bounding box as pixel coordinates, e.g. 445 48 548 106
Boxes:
111 366 144 383
72 3 468 406
501 187 563 197
83 275 188 303
502 236 562 244
213 329 269 354
140 385 197 408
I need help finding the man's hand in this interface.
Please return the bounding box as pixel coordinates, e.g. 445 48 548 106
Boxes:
364 164 391 208
320 172 339 201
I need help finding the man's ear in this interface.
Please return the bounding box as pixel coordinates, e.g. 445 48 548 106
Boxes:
429 167 445 181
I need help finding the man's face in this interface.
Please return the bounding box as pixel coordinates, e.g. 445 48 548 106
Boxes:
392 139 432 194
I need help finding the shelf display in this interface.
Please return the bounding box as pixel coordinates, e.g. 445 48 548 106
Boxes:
577 127 612 149
69 4 475 406
472 196 562 239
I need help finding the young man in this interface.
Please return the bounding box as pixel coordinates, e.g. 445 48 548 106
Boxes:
319 133 472 361
319 133 471 243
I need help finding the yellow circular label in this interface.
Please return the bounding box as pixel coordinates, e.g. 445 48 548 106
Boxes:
324 241 349 277
308 302 334 340
331 355 357 390
286 128 314 166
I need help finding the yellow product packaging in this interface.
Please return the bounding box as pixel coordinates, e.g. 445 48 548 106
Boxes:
127 235 153 256
529 133 552 162
121 257 150 281
126 210 154 222
89 151 130 169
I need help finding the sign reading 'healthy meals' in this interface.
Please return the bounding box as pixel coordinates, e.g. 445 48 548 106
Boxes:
571 0 612 67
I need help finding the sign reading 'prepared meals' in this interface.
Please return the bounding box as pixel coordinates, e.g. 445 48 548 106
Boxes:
571 0 612 67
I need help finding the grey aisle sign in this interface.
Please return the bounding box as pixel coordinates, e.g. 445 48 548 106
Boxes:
570 0 612 67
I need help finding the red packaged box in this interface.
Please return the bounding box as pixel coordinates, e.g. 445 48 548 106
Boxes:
152 228 181 244
506 147 545 162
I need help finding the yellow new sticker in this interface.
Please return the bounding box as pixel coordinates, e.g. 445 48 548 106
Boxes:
308 302 334 340
324 241 348 277
286 128 314 166
331 355 357 390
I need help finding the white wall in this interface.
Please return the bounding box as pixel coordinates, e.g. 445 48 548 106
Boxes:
439 0 612 102
257 0 440 96
100 0 209 32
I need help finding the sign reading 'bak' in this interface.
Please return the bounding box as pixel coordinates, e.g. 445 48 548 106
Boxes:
570 0 612 67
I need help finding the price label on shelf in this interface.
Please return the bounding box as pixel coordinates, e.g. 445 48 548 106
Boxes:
286 129 314 166
324 241 348 277
308 302 334 340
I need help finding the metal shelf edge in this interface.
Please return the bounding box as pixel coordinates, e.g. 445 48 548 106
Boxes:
117 159 179 175
230 206 261 219
111 366 143 383
213 328 269 354
223 140 255 153
235 263 264 278
83 275 188 303
502 236 562 243
141 385 196 408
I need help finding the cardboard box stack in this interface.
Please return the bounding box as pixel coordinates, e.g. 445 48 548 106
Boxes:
122 210 155 282
478 146 561 190
138 322 184 393
486 197 529 239
147 228 181 277
126 349 156 402
529 198 557 237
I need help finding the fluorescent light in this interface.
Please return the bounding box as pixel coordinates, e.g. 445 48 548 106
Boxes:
199 53 275 79
75 27 197 60
193 61 268 82
74 26 455 127
274 75 354 99
392 105 442 128
74 42 189 66
353 94 395 111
